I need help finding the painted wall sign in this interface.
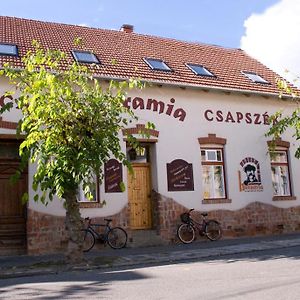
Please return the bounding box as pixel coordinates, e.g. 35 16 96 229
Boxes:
238 157 263 192
104 159 123 193
204 109 270 125
167 159 194 191
124 97 186 122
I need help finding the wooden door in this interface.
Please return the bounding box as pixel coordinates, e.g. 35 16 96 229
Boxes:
128 163 152 229
0 140 27 253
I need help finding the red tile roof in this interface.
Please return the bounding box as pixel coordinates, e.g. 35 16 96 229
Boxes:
0 16 291 96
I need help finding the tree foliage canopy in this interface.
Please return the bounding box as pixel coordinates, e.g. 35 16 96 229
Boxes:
1 40 145 203
267 77 300 157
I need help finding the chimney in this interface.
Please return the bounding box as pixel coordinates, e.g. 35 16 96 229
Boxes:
120 24 134 33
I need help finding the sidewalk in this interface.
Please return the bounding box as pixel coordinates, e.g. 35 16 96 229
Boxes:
1 233 300 279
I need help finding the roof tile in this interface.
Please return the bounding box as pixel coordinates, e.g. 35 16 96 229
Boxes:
0 16 295 96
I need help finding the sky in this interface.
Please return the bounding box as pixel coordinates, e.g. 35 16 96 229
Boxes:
1 0 299 85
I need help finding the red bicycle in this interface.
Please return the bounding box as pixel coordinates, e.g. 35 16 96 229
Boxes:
177 209 222 244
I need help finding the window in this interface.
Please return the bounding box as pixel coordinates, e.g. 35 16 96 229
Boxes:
0 140 20 159
126 145 150 163
198 134 230 203
242 71 269 84
0 43 18 56
77 175 99 203
201 148 226 199
72 50 100 64
143 58 172 71
270 150 291 197
186 63 214 77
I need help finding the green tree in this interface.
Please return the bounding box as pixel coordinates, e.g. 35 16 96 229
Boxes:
0 41 145 264
267 76 300 157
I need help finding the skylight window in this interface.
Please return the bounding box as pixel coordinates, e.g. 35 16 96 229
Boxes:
144 58 172 71
72 50 100 64
0 43 18 56
186 63 215 77
242 71 269 84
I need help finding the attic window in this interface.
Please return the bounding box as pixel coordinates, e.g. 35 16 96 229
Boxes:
242 71 269 84
0 43 18 56
186 63 215 77
72 50 100 64
144 58 172 71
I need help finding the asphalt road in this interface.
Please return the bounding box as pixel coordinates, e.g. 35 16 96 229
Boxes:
1 246 300 299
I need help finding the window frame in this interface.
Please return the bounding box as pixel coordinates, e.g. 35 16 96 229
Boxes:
71 50 100 64
143 58 172 72
270 149 292 198
186 63 215 77
126 144 150 163
77 175 100 204
242 71 269 84
0 43 18 57
201 147 227 200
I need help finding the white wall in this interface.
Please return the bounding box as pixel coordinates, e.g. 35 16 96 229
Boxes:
1 78 300 217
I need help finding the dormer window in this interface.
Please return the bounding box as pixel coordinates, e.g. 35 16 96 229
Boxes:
242 71 269 84
144 58 172 71
72 50 100 64
0 43 18 56
186 63 215 77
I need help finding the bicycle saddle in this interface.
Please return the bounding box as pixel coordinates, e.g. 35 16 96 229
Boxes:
104 218 112 222
201 213 208 217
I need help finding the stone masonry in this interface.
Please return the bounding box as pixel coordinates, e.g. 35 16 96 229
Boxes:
25 192 300 255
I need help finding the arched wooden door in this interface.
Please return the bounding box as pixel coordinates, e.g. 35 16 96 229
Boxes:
0 140 27 254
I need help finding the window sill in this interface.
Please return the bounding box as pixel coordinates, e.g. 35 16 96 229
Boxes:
202 198 232 204
272 196 296 201
79 202 104 208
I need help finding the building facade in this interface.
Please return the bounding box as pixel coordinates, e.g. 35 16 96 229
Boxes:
0 17 300 255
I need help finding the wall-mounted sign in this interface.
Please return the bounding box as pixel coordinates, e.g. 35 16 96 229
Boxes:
104 159 123 193
238 157 263 192
167 159 194 191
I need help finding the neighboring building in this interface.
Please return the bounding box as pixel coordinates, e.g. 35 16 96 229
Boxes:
1 16 300 255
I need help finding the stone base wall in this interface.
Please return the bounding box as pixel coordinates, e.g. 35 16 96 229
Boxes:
209 202 300 237
26 206 131 255
25 193 300 255
152 191 300 242
152 190 188 242
27 209 67 255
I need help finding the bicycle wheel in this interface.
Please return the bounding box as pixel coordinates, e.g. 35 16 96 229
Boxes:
205 220 222 241
107 227 128 249
177 223 195 244
81 229 95 252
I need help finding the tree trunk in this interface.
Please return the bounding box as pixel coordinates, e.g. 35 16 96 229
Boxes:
64 189 84 264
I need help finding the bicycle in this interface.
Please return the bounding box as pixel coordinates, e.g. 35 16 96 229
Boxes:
177 209 222 244
81 217 128 252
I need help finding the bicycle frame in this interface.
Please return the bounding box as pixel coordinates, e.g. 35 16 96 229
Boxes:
178 209 222 244
82 217 128 251
85 219 112 243
188 217 207 236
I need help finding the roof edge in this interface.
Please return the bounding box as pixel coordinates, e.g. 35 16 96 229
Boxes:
93 74 290 99
0 66 291 100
